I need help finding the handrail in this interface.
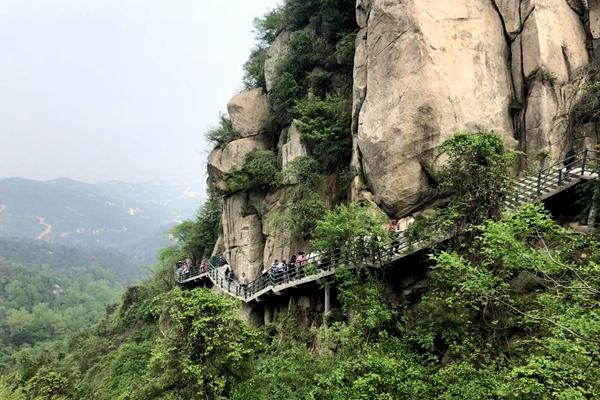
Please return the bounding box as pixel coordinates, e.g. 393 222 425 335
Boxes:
176 148 600 302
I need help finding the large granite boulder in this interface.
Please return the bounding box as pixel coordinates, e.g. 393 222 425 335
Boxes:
517 0 589 163
247 188 310 269
352 0 596 217
222 194 264 280
207 134 271 191
227 89 269 137
354 0 515 217
265 31 292 92
590 0 600 53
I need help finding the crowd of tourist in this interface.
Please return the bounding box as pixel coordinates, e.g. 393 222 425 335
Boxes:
177 216 416 292
175 258 208 280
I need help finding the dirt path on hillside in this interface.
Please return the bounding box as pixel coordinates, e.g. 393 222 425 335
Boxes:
37 217 53 241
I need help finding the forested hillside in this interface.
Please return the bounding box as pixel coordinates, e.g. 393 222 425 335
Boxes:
0 177 200 265
2 192 599 399
0 258 124 371
2 0 600 399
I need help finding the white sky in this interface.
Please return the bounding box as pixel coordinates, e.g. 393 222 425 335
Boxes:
0 0 280 192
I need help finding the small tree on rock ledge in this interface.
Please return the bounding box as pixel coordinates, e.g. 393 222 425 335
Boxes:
407 132 515 248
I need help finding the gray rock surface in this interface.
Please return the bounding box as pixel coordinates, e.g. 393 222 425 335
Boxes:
354 0 515 217
207 135 271 191
264 31 291 92
222 194 264 280
280 122 308 172
226 89 269 137
353 0 593 217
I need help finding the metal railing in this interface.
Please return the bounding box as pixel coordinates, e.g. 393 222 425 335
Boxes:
176 148 600 302
174 263 209 283
507 148 599 208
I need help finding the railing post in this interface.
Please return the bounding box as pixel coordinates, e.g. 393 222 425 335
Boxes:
537 171 542 197
582 148 588 176
558 168 562 185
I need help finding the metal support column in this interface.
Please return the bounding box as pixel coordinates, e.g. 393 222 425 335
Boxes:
324 286 331 317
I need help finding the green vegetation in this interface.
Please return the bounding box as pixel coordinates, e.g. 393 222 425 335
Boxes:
223 0 357 213
232 204 600 400
4 1 600 399
243 0 356 93
0 259 123 371
205 114 239 149
407 132 515 246
225 150 283 194
2 157 600 399
311 202 389 262
169 195 221 264
294 94 352 171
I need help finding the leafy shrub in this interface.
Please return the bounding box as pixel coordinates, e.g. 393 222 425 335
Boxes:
169 196 221 264
253 7 286 44
277 28 320 82
307 68 333 98
281 0 320 31
294 94 352 171
141 288 262 400
407 132 514 246
205 114 238 148
290 193 326 239
269 72 302 129
437 132 514 222
319 0 359 40
335 31 357 67
243 47 268 90
283 156 322 189
311 202 389 263
225 150 283 194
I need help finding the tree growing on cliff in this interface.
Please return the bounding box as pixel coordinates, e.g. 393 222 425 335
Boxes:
294 94 352 172
169 195 222 264
205 114 239 149
225 150 283 194
311 202 389 266
407 132 515 247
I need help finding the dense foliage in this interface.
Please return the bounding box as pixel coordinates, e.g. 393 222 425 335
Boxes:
294 94 352 171
225 150 283 194
3 182 599 400
169 195 222 263
243 0 356 93
205 114 239 149
0 259 123 371
311 202 389 263
4 1 599 399
407 132 514 246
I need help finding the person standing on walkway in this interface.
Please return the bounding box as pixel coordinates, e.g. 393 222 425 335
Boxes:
564 147 577 172
239 273 248 287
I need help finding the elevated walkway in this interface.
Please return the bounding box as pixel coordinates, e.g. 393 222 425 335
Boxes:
176 149 599 303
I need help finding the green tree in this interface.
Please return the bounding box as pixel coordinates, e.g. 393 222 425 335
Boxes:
407 132 514 246
225 150 283 194
169 196 221 263
205 114 238 149
294 94 352 171
311 203 389 264
141 288 262 399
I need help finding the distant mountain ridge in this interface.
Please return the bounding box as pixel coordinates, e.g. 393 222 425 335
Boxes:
0 177 203 265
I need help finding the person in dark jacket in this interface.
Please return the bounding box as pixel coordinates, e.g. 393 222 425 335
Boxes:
564 148 576 172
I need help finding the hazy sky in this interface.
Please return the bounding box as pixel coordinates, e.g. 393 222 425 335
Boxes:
0 0 280 191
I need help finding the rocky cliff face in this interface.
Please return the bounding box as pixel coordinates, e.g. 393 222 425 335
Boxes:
209 0 600 276
352 0 596 217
